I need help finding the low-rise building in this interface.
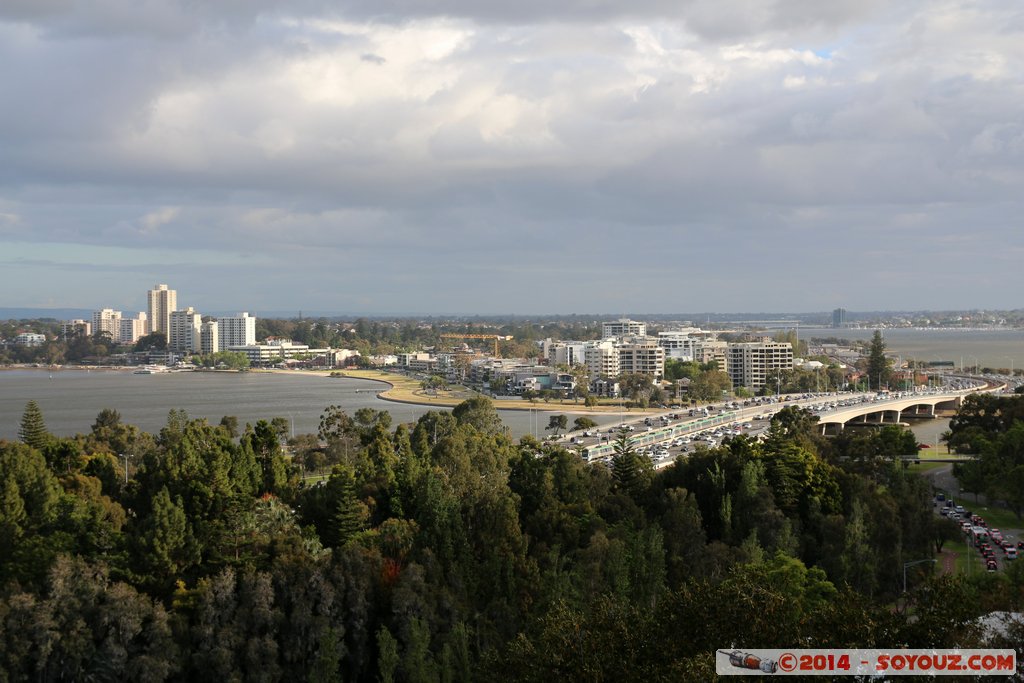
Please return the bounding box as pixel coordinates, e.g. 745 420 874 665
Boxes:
14 332 46 346
227 340 330 366
602 318 647 338
541 339 587 366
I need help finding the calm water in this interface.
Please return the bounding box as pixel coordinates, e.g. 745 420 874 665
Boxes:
800 327 1024 370
0 370 619 441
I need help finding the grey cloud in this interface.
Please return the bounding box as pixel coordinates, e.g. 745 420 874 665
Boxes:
1 1 1022 313
1 0 890 42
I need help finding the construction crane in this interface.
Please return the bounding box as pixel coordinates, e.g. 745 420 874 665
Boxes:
439 333 513 357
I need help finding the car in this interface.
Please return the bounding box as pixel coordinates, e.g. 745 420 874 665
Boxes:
955 505 966 515
986 561 998 572
1008 547 1019 561
936 493 946 502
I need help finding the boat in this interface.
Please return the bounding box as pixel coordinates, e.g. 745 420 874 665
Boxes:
133 365 170 374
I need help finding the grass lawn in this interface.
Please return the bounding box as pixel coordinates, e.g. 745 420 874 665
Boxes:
334 369 662 414
943 538 985 575
906 461 950 475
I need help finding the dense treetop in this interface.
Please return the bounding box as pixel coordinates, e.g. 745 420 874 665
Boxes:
1 397 1022 680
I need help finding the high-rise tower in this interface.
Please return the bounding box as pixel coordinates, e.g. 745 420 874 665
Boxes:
147 284 177 337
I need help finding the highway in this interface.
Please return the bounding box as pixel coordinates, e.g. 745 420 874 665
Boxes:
554 381 987 470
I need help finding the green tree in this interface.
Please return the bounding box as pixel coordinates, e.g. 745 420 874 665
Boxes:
618 373 653 405
377 626 400 683
573 416 598 432
611 430 650 500
689 370 732 402
140 486 196 586
546 414 568 436
219 415 240 438
18 400 49 450
452 397 503 435
332 466 367 546
866 330 890 390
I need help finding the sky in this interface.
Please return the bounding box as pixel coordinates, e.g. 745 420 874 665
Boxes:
1 1 1022 316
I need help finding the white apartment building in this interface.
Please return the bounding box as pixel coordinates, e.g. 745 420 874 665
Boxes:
168 307 202 353
118 312 148 345
657 329 717 361
201 320 219 356
14 332 46 346
602 318 647 339
147 284 177 337
228 340 327 366
725 339 794 390
397 352 435 367
618 340 665 379
92 308 122 340
541 339 587 366
584 340 620 379
216 312 256 351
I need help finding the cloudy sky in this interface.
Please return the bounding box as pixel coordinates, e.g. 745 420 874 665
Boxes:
1 1 1022 315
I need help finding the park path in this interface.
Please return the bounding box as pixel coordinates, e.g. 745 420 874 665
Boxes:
938 549 958 575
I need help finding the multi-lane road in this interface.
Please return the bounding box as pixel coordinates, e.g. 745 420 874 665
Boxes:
556 384 981 469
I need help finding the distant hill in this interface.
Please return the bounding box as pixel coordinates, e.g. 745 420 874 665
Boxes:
0 308 93 321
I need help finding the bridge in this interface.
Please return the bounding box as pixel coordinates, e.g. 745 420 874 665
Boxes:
816 381 1004 436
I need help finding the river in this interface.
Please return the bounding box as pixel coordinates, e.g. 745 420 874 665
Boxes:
799 327 1024 370
0 369 621 441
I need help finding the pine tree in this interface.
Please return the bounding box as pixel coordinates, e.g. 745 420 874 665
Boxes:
0 474 27 551
611 429 650 499
377 626 400 683
18 400 49 450
866 330 890 391
332 467 365 546
145 486 193 583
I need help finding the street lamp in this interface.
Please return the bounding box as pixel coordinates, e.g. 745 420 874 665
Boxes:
903 559 937 593
118 453 134 485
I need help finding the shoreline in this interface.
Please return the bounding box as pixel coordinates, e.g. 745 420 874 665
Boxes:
264 368 660 415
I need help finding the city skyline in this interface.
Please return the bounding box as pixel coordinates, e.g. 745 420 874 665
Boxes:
1 2 1022 314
